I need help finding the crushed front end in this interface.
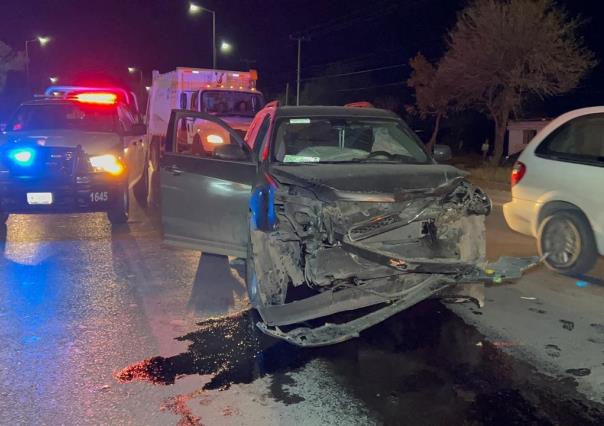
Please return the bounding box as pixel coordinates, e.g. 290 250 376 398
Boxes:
249 173 538 347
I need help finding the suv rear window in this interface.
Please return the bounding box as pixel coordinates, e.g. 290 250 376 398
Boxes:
536 114 604 166
8 103 119 133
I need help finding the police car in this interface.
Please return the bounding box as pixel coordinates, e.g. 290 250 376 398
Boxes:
0 91 148 225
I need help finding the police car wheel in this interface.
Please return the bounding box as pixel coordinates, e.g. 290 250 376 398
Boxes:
107 187 129 224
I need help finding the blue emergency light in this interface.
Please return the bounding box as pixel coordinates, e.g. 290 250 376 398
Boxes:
8 147 36 167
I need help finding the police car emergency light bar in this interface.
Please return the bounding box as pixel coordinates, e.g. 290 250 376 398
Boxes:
72 92 118 105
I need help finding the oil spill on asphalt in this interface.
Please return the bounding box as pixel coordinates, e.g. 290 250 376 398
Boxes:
116 300 604 425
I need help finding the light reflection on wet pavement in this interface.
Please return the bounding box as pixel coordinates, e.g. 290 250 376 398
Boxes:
0 210 603 425
116 302 604 425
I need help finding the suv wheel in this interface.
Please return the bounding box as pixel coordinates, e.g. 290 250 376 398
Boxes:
538 210 597 275
108 187 129 225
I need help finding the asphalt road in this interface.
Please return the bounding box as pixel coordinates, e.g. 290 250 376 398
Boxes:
0 193 602 425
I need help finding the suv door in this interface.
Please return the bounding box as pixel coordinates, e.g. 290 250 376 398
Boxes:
160 110 257 257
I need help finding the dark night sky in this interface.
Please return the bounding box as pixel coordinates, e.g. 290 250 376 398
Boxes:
2 0 604 112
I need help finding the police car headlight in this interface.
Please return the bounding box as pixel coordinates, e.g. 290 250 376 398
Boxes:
89 154 124 176
206 134 224 144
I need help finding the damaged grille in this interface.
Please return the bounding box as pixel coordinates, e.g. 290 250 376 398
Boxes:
348 214 401 241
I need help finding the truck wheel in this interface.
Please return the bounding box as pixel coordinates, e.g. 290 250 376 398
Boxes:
133 163 149 207
108 187 129 225
146 139 161 208
538 210 597 275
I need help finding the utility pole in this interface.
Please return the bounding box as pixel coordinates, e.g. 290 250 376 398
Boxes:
285 82 289 105
289 34 309 106
211 11 216 68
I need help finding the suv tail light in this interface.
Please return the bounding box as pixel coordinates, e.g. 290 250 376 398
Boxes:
511 161 526 187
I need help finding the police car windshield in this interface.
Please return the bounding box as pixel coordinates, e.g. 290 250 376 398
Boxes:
201 91 264 117
8 103 118 133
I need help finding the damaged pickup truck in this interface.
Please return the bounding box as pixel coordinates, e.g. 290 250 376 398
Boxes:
160 104 538 347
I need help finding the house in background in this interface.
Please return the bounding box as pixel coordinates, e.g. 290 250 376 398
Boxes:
507 118 551 155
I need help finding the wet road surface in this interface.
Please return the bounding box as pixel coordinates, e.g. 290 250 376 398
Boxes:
0 200 603 425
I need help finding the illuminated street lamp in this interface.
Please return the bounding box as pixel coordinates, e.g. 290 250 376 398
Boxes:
128 66 143 84
49 76 58 84
37 36 51 46
220 41 233 54
25 35 51 91
188 2 216 68
188 3 202 14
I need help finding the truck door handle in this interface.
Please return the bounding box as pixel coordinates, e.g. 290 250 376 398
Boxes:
165 165 183 176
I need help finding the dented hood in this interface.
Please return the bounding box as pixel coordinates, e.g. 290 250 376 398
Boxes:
270 163 467 202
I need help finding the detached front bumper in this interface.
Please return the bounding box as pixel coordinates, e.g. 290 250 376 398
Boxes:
256 256 540 347
0 174 126 214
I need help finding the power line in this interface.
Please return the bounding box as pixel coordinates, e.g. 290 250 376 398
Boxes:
300 63 407 82
336 81 408 92
293 0 401 39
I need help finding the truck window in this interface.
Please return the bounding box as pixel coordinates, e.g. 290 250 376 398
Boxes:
201 91 264 117
190 92 199 111
179 92 188 110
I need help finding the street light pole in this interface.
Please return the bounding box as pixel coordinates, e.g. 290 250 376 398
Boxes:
189 3 216 68
24 36 51 94
25 40 31 90
128 67 143 84
212 10 216 68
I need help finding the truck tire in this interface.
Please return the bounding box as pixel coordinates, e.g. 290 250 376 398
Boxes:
133 162 149 207
108 186 129 225
146 138 161 208
538 210 598 275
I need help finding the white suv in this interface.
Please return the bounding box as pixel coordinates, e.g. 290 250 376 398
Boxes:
503 107 604 275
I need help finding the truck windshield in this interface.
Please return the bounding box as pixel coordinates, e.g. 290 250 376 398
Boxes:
8 103 118 133
273 117 430 164
201 91 264 117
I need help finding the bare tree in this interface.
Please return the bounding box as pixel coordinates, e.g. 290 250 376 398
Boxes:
407 53 455 152
0 41 25 92
439 0 596 164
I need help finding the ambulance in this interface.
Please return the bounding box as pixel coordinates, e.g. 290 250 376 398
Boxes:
145 68 265 156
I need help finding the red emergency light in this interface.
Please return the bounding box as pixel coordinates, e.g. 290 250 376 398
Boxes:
72 92 118 105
